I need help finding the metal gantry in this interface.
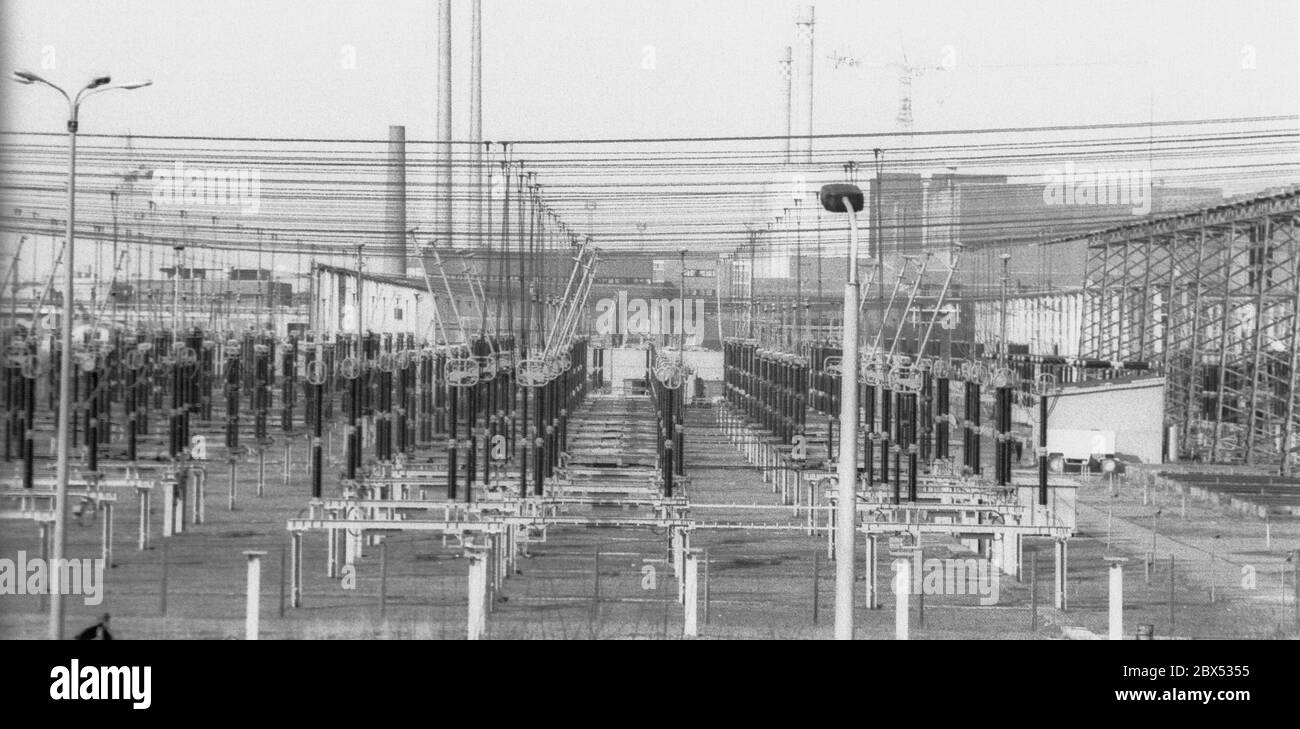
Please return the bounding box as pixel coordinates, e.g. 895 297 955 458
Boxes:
1078 189 1300 472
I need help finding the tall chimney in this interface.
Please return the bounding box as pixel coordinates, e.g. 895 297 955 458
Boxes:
470 0 483 252
382 125 408 276
437 0 453 250
781 46 792 164
794 7 815 164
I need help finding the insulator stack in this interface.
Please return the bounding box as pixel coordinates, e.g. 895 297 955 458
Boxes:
375 347 393 464
995 382 1014 487
280 336 297 432
253 343 270 443
344 335 362 481
418 349 434 444
224 345 241 450
650 361 683 497
935 369 950 460
22 355 35 490
395 339 411 456
84 355 99 472
309 344 325 499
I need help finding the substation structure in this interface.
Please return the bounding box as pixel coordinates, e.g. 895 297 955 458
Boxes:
715 233 1123 614
14 187 1297 639
0 229 1104 638
0 226 721 638
1076 188 1300 472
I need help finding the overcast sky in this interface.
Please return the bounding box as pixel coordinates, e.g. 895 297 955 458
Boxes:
1 0 1297 287
2 0 1297 141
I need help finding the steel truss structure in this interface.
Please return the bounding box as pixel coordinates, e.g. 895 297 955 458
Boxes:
1078 189 1300 472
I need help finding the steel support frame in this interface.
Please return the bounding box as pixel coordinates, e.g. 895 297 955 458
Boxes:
1077 192 1300 472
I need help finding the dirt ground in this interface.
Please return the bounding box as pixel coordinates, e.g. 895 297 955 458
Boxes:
2 400 1297 640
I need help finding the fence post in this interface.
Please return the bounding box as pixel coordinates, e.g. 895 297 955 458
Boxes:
865 535 878 609
1292 550 1299 633
290 531 303 609
703 547 710 625
894 558 909 641
1107 557 1126 641
684 549 699 637
467 547 487 640
278 544 287 618
1168 554 1175 631
159 538 169 616
591 544 600 626
244 550 266 640
812 548 820 624
379 539 389 619
1054 539 1068 610
1030 551 1038 633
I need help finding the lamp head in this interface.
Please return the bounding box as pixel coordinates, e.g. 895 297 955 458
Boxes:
819 183 864 213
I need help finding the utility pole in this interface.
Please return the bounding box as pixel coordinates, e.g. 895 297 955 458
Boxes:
270 232 279 336
794 198 804 345
679 249 687 358
821 182 865 641
948 166 959 269
1000 252 1012 367
748 230 757 339
873 149 885 332
816 211 822 339
10 236 24 333
356 244 364 346
174 210 186 337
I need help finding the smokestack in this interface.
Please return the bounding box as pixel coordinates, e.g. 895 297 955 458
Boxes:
781 46 792 164
382 125 408 276
471 0 483 251
437 0 453 250
794 6 815 163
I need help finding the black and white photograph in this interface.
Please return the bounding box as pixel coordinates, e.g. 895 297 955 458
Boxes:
0 0 1297 708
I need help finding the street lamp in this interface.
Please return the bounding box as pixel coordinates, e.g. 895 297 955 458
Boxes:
820 181 864 641
11 69 151 640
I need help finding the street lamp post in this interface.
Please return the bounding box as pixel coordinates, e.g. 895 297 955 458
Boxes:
11 69 151 640
820 182 865 640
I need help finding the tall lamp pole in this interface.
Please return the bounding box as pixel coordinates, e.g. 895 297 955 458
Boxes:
820 182 865 640
11 69 151 640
